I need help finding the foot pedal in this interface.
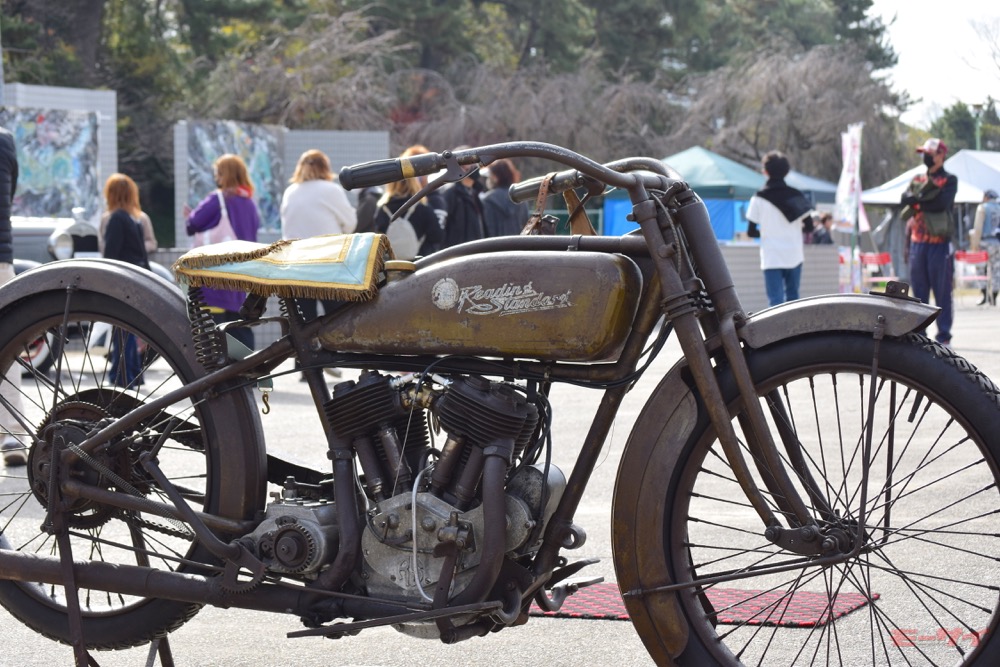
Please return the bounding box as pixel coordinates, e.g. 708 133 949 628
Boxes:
536 567 605 613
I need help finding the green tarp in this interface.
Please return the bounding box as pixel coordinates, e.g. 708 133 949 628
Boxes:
663 146 764 199
662 146 838 203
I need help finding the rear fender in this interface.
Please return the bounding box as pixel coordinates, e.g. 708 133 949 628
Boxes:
1 258 184 321
0 258 266 521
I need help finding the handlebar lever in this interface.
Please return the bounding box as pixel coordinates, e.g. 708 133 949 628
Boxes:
390 153 479 222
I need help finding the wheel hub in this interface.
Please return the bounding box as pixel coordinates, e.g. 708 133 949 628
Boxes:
27 400 131 529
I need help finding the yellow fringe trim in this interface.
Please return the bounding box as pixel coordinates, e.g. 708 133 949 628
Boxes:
173 236 391 302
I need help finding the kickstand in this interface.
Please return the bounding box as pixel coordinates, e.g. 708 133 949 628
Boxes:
44 436 97 667
145 637 176 667
54 525 100 667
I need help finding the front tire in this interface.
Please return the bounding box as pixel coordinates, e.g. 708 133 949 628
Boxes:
614 332 1000 666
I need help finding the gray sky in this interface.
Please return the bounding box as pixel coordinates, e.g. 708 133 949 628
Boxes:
871 0 1000 129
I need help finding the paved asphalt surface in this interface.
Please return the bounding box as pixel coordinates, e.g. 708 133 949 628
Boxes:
2 293 1000 666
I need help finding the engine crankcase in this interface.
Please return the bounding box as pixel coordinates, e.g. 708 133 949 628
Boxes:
361 491 533 602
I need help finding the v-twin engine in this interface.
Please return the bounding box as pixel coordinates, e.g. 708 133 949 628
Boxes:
244 370 566 605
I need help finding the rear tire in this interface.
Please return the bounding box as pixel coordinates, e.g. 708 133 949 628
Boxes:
614 332 1000 666
0 289 265 649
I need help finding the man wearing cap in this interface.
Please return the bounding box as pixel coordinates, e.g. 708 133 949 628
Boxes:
901 138 958 345
971 188 1000 305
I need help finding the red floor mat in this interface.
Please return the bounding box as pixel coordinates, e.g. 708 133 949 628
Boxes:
529 583 876 627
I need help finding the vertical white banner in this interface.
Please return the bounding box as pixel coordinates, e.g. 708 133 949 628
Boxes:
835 122 869 233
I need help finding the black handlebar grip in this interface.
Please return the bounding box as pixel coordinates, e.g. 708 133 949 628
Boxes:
338 159 404 191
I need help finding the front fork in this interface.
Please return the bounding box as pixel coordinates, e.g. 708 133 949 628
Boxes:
631 189 851 557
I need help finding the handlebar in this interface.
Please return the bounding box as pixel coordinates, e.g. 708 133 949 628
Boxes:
339 141 669 193
338 142 692 215
507 157 682 204
339 151 446 191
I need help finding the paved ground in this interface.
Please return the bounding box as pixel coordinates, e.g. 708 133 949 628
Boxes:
2 293 1000 667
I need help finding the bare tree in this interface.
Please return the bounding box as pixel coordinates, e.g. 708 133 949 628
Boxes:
395 60 681 172
194 14 910 188
973 19 1000 85
191 11 405 131
666 44 909 186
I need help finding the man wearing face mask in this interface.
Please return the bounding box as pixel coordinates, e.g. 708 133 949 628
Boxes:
900 138 958 346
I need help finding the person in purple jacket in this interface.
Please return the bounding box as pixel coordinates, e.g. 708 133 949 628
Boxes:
184 153 261 349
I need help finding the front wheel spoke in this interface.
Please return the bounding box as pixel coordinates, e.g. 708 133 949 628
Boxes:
837 562 946 666
871 457 989 522
692 551 824 581
684 542 782 572
876 524 1000 569
717 567 824 644
863 544 1000 607
871 484 1000 551
862 554 1000 600
866 551 977 661
691 490 758 511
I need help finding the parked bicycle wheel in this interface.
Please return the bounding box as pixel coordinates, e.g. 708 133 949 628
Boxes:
615 332 1000 666
17 329 60 376
0 288 264 650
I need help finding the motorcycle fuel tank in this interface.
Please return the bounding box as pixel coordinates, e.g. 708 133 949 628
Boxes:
317 250 643 362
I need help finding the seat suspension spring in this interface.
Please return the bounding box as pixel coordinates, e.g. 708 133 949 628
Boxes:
187 287 226 371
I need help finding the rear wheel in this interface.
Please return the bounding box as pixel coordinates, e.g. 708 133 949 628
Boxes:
0 289 264 649
614 332 1000 666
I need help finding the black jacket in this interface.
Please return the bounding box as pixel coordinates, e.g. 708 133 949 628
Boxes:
442 180 486 248
354 187 382 234
482 188 530 237
103 209 150 270
0 128 19 265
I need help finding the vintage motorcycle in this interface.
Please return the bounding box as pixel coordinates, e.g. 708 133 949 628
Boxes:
1 141 999 667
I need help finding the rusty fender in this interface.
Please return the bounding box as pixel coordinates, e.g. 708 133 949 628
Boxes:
0 258 189 344
737 292 938 350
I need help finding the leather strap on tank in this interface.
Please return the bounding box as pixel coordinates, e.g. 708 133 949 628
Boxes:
563 187 597 236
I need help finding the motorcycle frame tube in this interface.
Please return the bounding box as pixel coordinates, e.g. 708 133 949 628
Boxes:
0 547 423 620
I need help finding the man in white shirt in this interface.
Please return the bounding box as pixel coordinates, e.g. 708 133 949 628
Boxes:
746 151 815 306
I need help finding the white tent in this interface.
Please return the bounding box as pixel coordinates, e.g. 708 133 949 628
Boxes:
861 149 998 205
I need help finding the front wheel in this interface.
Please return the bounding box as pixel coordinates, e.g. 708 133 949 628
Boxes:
614 332 1000 666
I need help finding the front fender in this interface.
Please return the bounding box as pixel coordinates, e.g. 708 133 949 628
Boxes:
739 293 937 350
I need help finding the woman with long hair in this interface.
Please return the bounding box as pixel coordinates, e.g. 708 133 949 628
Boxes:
102 173 150 387
184 153 261 349
281 149 355 240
